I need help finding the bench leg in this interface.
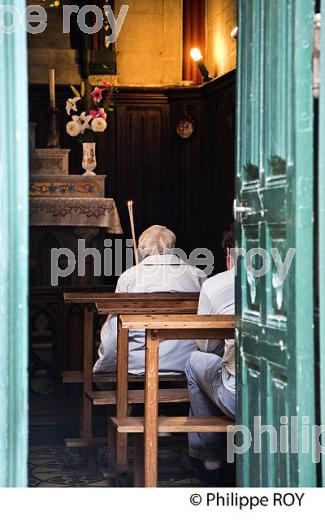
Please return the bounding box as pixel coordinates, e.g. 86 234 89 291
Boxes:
116 433 128 468
144 331 159 487
116 326 129 467
133 434 144 487
115 404 133 469
83 305 96 471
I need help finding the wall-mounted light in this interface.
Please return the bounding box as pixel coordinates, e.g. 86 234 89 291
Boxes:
231 26 238 39
190 48 212 82
49 0 61 7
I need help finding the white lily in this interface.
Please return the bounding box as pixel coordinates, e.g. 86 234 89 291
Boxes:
66 96 81 115
72 112 92 134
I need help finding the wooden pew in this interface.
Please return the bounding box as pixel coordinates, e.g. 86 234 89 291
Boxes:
108 314 236 487
62 293 199 452
90 299 196 405
90 298 199 469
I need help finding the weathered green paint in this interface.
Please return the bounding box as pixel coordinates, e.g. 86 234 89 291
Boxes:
0 0 29 486
319 2 325 486
236 0 316 486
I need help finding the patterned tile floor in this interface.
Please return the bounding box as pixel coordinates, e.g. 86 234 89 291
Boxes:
28 442 201 487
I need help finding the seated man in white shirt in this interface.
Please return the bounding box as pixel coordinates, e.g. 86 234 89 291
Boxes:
183 226 235 485
93 225 206 375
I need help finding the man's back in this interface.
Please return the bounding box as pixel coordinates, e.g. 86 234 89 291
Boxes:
199 269 235 316
116 254 204 293
197 268 235 385
94 254 206 374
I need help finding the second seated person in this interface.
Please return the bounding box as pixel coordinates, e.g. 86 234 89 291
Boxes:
93 225 207 375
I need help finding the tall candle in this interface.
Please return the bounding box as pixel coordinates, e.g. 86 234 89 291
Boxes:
49 68 56 108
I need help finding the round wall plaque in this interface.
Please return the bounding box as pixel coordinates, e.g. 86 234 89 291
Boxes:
176 116 195 139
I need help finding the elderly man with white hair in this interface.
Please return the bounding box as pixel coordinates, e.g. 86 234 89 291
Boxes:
93 225 206 374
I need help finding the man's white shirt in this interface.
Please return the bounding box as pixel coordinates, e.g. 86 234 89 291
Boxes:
93 254 206 374
197 268 235 392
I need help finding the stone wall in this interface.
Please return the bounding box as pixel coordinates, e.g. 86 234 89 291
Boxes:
28 1 236 86
28 9 81 85
28 2 182 86
206 0 237 78
115 0 182 86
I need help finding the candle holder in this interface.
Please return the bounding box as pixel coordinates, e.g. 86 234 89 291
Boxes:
47 106 60 148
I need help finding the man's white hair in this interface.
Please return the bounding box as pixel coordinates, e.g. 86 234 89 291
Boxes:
138 225 176 257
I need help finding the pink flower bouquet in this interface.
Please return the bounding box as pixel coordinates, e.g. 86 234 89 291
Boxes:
65 81 114 143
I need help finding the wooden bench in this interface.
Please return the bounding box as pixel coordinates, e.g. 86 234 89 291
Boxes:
63 371 187 449
62 292 198 452
110 415 234 432
86 388 189 406
108 314 236 487
61 371 185 384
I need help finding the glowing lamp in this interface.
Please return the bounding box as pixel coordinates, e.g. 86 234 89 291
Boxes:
231 26 238 39
189 48 212 82
190 48 203 62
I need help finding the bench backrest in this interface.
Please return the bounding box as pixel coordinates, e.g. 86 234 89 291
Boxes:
119 314 235 329
64 292 199 305
96 299 198 315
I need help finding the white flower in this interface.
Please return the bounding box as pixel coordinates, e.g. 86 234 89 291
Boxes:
91 117 107 133
72 112 92 134
66 96 81 115
66 120 80 137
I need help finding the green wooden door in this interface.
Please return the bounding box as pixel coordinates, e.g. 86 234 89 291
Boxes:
319 1 325 487
235 0 316 486
0 0 29 486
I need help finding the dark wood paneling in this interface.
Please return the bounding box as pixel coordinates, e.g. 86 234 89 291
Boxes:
112 89 171 236
166 72 235 271
202 73 236 272
166 88 203 253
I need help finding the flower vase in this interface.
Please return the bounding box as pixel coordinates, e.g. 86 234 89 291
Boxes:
82 142 97 176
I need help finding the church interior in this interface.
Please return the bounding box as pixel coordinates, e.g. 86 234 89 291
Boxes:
2 0 325 494
28 0 238 488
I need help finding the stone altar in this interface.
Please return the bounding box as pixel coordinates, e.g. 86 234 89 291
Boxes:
29 123 123 285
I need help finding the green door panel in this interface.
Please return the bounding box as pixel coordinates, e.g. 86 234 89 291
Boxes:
319 0 325 487
0 0 29 486
236 0 316 486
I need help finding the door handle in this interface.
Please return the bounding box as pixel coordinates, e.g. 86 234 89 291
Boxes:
233 199 253 220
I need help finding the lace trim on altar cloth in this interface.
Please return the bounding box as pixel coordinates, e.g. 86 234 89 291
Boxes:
30 198 123 234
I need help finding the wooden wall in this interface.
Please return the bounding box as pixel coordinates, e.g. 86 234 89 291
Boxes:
30 70 235 275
